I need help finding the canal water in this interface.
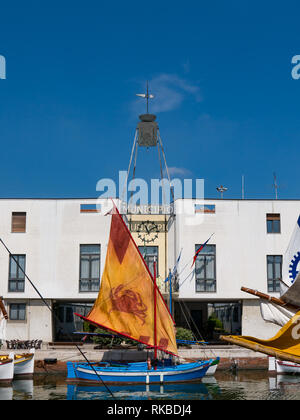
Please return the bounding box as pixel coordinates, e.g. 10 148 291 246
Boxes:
2 371 300 400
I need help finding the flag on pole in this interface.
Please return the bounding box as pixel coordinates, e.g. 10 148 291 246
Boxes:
282 215 300 292
164 248 182 283
191 233 214 268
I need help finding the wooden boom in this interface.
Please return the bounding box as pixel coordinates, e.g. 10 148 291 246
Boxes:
241 287 299 311
220 334 300 364
0 296 8 320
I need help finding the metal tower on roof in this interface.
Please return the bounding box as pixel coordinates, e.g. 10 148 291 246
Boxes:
122 82 174 206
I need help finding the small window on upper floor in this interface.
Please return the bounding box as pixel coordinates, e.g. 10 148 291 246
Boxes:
11 212 26 233
195 204 216 214
266 213 281 234
80 204 101 213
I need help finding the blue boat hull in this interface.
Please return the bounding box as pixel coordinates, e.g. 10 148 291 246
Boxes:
67 360 212 384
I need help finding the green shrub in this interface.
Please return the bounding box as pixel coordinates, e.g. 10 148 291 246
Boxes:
176 327 194 342
93 328 123 347
205 313 225 338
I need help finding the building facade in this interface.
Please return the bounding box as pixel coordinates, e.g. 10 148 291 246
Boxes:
0 197 299 344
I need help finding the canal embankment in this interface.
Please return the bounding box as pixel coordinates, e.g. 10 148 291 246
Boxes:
0 343 269 373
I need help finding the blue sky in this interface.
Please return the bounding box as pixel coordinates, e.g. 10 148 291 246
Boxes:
0 0 300 199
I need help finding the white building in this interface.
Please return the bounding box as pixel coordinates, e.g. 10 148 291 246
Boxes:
169 199 300 340
0 197 299 344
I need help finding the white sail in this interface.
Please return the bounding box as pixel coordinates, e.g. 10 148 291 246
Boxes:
0 317 7 341
260 300 296 327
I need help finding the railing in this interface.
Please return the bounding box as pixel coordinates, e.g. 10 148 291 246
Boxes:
6 339 42 350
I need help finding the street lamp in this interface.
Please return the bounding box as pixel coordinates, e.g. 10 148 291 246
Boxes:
216 185 228 199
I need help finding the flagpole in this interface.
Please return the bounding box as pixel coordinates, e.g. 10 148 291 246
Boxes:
168 269 172 317
154 258 157 369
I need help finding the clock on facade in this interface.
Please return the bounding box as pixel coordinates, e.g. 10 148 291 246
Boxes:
137 220 159 243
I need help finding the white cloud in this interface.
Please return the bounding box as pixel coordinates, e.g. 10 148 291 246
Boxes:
164 166 192 178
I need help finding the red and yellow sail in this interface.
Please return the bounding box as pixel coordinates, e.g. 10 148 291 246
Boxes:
78 204 178 356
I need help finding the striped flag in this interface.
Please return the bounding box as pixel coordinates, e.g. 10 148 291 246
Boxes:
165 249 182 283
191 233 214 268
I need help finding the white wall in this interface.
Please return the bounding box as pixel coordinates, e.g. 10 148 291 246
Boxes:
1 197 299 341
0 199 113 300
0 198 117 342
172 199 300 300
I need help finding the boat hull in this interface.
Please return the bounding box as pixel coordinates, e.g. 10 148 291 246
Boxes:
269 356 300 374
1 349 35 378
276 359 300 374
205 357 219 375
0 353 14 384
67 360 212 384
14 349 35 377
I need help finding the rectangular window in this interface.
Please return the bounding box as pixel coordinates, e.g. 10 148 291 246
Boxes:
9 303 26 321
79 245 101 292
11 212 26 233
267 255 282 292
8 255 26 292
138 246 158 278
195 204 216 214
195 244 216 292
80 204 101 213
267 214 281 234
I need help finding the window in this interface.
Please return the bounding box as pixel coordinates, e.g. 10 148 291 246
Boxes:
195 204 216 214
79 245 101 292
8 255 26 292
138 246 158 278
267 214 281 233
11 212 26 233
195 244 216 292
80 204 100 213
9 303 26 321
267 255 282 292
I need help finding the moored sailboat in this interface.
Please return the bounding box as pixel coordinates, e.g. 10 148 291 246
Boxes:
67 203 213 384
0 297 35 378
0 353 14 384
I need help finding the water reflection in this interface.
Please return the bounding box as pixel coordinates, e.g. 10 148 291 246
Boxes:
67 380 219 400
2 372 300 400
0 379 33 400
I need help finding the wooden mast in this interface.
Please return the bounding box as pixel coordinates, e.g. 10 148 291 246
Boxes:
241 287 299 312
0 296 8 320
153 259 157 369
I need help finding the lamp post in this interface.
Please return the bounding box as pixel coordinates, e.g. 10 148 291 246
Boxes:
216 185 228 199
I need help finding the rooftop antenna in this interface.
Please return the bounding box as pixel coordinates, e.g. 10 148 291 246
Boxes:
273 172 279 200
242 175 245 199
136 81 155 114
216 185 228 199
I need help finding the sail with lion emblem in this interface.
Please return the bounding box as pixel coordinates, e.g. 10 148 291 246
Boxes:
77 203 177 355
67 202 214 384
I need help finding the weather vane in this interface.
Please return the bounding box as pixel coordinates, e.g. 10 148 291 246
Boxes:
136 81 154 114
